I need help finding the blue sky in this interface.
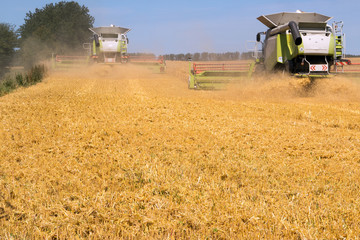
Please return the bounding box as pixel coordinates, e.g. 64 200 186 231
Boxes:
1 0 359 55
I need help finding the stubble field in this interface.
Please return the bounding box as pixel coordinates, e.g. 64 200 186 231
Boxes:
1 61 360 239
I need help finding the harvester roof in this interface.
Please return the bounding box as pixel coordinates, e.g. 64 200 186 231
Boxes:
257 12 332 28
89 26 131 35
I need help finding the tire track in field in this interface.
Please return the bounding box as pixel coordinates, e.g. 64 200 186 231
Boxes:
126 77 150 102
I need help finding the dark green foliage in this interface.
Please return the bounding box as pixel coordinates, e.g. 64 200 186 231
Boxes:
0 65 46 96
1 77 16 94
0 23 18 77
28 65 46 85
15 73 25 86
19 1 94 68
0 76 16 96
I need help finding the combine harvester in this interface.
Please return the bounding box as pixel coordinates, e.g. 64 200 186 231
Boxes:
188 11 359 90
87 25 167 72
188 61 256 90
53 25 130 69
89 25 130 64
255 10 360 79
129 55 166 73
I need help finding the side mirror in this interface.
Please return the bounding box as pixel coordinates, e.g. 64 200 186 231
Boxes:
256 33 261 42
256 32 266 42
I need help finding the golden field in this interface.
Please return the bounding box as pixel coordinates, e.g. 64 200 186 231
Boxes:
1 61 360 239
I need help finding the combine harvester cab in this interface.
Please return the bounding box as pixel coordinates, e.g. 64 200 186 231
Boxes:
188 61 256 90
255 11 346 79
129 55 166 73
89 25 130 64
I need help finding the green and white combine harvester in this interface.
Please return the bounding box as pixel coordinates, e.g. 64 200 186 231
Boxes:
189 11 360 90
53 25 130 68
53 25 166 72
256 11 360 79
89 25 130 64
89 25 166 72
256 11 341 78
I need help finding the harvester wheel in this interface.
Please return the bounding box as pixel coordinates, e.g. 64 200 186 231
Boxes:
285 60 294 73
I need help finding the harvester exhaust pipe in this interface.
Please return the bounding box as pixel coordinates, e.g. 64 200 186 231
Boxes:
94 34 100 47
269 21 302 45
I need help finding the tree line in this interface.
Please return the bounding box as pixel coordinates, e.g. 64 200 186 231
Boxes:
0 1 94 77
129 52 256 61
0 23 18 78
162 52 241 61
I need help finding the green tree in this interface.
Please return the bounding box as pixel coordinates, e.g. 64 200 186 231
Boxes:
0 23 17 78
19 1 94 68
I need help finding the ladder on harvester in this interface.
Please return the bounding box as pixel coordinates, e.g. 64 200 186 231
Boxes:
332 21 346 73
246 41 263 62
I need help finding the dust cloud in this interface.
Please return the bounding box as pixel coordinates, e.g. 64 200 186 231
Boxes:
51 62 155 79
49 61 360 104
210 73 360 103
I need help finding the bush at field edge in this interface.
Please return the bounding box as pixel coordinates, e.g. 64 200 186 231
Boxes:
0 65 46 96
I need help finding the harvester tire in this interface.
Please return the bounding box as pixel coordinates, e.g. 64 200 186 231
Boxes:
285 60 294 74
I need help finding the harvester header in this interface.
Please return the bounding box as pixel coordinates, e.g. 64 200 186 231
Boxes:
188 61 256 90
